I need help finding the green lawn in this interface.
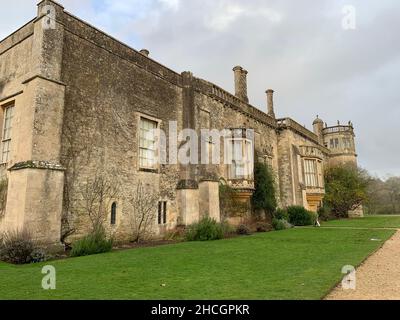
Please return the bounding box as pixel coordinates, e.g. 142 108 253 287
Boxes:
0 220 397 300
322 215 400 229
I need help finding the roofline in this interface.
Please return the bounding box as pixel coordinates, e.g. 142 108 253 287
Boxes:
0 17 36 44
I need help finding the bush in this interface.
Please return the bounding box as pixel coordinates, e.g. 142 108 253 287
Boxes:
324 165 369 218
185 218 224 241
318 205 334 222
0 229 46 265
252 162 277 217
287 206 317 226
70 227 113 257
272 219 292 231
220 221 236 238
236 224 251 236
255 222 270 233
274 208 288 221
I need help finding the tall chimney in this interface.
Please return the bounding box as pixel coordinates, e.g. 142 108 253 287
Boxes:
266 89 275 118
233 66 249 103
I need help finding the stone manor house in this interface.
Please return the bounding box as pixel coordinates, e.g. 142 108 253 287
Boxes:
0 1 360 245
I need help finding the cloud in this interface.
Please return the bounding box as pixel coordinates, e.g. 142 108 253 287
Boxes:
205 2 282 31
1 0 399 177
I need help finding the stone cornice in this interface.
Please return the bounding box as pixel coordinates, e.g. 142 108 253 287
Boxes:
9 161 66 172
277 118 320 144
0 91 24 104
22 75 66 87
177 180 199 190
194 78 278 129
59 11 182 88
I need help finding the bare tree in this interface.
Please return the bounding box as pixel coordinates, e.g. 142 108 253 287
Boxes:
81 172 120 232
0 178 8 219
128 181 159 243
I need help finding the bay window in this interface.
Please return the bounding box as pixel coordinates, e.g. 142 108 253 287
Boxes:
229 137 254 180
304 159 318 188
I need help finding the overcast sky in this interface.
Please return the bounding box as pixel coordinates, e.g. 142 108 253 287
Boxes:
1 0 399 178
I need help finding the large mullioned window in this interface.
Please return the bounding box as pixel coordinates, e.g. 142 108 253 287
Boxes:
139 117 158 170
229 138 254 180
1 105 14 164
304 159 319 188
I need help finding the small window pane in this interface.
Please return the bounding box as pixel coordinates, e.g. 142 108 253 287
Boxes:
158 202 162 225
163 202 167 224
111 202 117 225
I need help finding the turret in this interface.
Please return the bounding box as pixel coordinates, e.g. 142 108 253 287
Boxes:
322 121 358 167
313 115 324 144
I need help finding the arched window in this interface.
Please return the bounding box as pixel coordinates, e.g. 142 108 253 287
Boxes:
111 202 117 225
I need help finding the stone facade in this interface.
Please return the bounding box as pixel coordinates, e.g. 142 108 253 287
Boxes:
0 1 361 245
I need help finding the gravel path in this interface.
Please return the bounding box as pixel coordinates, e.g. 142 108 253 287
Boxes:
326 230 400 300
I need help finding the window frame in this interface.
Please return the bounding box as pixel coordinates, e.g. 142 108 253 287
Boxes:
303 158 319 188
330 138 339 149
137 114 161 172
228 137 254 180
158 201 167 225
1 103 15 164
110 202 117 225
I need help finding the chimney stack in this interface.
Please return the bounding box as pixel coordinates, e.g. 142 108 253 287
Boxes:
140 49 150 57
266 89 275 118
233 66 249 103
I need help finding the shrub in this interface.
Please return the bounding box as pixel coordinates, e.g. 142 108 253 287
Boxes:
236 224 251 236
70 227 113 257
272 219 292 231
318 205 334 222
0 178 8 218
185 217 224 241
324 165 369 218
0 229 46 265
30 248 48 263
255 222 270 233
287 206 317 226
274 208 288 221
220 221 236 238
252 162 277 217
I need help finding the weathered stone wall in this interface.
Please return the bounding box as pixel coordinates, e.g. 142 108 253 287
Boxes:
59 11 184 242
192 86 281 212
0 0 362 243
0 0 67 244
277 119 328 210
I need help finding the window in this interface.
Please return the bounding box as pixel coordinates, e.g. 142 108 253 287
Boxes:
329 138 339 149
1 105 14 164
343 138 352 149
111 202 117 225
139 118 158 169
304 159 319 188
158 201 167 225
229 138 254 180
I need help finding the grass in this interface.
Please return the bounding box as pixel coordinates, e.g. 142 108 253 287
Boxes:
322 215 400 229
0 217 397 300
